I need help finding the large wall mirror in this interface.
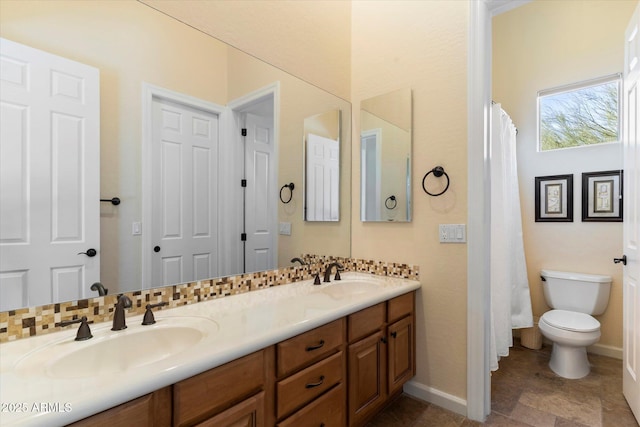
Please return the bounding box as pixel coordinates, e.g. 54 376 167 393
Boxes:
360 88 412 222
0 1 351 311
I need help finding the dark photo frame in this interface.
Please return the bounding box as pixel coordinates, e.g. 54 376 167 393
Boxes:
535 174 573 222
582 170 623 222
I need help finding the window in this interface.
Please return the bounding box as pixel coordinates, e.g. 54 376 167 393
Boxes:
538 75 621 151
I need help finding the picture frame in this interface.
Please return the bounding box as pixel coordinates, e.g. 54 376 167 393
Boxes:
582 170 623 222
535 174 573 222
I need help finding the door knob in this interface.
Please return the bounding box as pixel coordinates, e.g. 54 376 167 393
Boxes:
78 248 97 257
613 255 627 265
154 246 161 253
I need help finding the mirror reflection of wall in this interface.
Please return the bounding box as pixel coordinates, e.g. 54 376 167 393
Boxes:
360 88 412 222
303 110 341 222
0 0 351 311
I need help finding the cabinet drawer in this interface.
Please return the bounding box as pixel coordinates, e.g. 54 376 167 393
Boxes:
348 303 385 342
277 351 343 419
277 383 345 427
388 291 414 323
277 318 344 377
173 350 265 427
194 391 264 427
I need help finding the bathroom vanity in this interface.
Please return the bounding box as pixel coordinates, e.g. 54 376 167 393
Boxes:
0 273 419 427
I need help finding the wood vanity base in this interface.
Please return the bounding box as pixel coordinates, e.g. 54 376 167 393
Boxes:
68 291 416 427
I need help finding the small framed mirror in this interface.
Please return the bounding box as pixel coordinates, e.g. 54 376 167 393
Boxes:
360 88 412 222
303 109 341 221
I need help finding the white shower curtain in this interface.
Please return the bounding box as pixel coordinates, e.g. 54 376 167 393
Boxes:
489 103 533 371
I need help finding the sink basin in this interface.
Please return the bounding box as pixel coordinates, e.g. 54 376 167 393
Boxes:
319 280 382 299
15 317 218 379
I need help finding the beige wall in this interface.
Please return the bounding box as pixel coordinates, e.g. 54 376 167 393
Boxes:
141 0 352 101
493 0 636 352
352 1 469 400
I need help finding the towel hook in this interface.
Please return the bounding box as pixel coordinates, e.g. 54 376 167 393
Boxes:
422 166 450 197
279 183 295 204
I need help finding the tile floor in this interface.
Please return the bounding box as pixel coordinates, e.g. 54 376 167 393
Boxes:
365 341 638 426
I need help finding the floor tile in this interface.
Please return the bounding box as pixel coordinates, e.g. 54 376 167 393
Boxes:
365 341 637 427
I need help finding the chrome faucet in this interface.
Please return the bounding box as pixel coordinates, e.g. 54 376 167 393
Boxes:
112 294 132 331
323 262 343 283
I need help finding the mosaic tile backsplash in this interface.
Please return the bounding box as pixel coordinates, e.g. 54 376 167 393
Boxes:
0 256 419 343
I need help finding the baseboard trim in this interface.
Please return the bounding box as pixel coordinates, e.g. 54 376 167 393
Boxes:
403 380 467 417
588 343 623 360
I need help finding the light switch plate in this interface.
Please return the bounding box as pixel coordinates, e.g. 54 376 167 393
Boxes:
439 224 466 243
279 222 292 235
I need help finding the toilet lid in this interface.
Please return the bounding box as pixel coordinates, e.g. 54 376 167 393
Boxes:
541 310 600 332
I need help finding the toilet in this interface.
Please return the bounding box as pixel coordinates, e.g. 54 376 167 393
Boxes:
538 269 612 379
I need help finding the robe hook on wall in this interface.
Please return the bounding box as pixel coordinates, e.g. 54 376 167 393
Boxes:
279 183 295 204
422 166 450 197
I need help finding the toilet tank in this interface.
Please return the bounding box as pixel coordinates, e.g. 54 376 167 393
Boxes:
540 269 612 315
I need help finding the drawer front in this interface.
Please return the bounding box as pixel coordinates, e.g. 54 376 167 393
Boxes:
277 318 344 377
194 391 264 427
348 303 385 343
277 351 343 419
173 350 265 427
388 291 415 323
277 383 345 427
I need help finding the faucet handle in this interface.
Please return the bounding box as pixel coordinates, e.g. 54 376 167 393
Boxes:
59 316 93 341
142 302 169 325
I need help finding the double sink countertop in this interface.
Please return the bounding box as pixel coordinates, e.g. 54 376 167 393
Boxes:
0 272 420 426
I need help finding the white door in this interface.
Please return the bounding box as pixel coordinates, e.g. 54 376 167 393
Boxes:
151 97 219 286
0 38 100 310
244 109 276 273
306 133 339 221
623 2 640 422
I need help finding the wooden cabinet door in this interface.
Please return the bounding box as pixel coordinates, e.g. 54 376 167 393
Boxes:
67 387 171 427
194 392 264 427
347 330 386 427
388 315 415 396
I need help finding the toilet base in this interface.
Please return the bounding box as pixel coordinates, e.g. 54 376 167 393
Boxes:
548 342 591 379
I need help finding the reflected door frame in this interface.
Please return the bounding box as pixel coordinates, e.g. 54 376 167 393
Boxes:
360 129 382 221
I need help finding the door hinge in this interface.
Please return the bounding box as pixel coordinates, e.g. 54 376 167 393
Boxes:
241 179 247 187
241 128 247 136
241 233 247 241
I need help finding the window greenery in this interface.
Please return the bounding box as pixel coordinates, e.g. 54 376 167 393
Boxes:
538 75 620 151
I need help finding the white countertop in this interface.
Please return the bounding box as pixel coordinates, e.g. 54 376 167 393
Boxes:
0 272 420 426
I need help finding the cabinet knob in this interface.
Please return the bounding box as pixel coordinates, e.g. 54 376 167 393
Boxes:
391 331 397 338
381 337 388 344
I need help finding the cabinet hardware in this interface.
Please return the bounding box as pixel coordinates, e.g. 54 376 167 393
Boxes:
305 375 325 389
306 339 325 351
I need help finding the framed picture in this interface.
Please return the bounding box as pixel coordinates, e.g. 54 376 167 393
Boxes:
582 170 623 222
535 174 573 222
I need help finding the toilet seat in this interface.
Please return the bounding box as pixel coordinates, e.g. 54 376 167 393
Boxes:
541 309 600 332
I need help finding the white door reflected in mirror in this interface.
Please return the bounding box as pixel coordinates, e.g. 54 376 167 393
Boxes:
303 109 341 222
